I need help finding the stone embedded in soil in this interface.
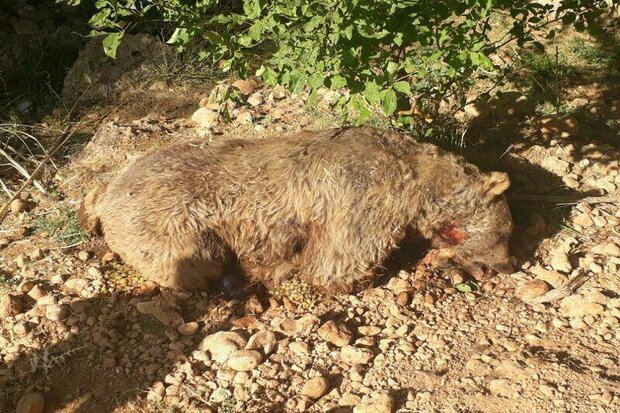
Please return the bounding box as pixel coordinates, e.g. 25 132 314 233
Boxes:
10 198 27 214
77 250 91 261
232 79 259 95
573 213 594 228
226 349 263 371
592 242 620 257
515 280 550 302
549 248 572 273
200 331 248 363
0 293 24 317
177 321 199 336
386 277 411 294
559 296 605 317
289 341 310 354
27 285 47 301
136 299 184 327
16 392 45 413
489 378 518 398
353 393 394 413
464 101 491 118
236 111 253 124
530 265 568 288
541 157 571 176
45 304 69 321
358 326 381 336
191 107 219 129
277 314 320 337
318 320 353 347
247 92 264 107
246 330 277 353
64 278 89 293
341 345 374 365
300 376 330 399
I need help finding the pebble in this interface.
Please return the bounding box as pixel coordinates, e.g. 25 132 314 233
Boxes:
10 199 27 214
549 248 572 273
16 392 44 413
136 300 184 327
0 293 24 317
178 322 199 336
227 350 263 371
515 280 550 302
46 304 69 321
559 296 605 317
318 320 352 347
289 341 310 354
200 330 248 363
247 92 264 107
341 345 374 365
489 378 517 398
64 278 89 293
232 79 259 95
191 107 219 129
353 393 394 413
592 242 620 257
530 265 567 288
236 111 253 124
300 376 330 399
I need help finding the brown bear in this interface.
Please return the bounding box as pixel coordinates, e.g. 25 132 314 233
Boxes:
79 127 514 294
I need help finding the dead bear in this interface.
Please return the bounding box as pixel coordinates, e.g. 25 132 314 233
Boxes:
79 127 514 294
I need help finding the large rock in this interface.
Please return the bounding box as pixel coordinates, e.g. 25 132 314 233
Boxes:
227 350 263 371
300 376 330 399
200 331 248 363
318 320 352 347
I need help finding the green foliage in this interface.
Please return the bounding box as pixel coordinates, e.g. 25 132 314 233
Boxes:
58 0 618 123
34 208 89 247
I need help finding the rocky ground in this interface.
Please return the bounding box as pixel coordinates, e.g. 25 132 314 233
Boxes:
1 29 620 413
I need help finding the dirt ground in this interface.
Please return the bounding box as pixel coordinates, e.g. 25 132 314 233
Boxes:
1 25 620 413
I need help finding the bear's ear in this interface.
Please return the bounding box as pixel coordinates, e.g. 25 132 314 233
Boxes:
483 172 510 200
439 221 466 244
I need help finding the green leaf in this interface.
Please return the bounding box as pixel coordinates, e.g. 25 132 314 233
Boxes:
167 28 189 45
308 73 325 90
329 75 347 90
381 89 398 116
455 283 472 293
363 81 382 105
393 81 410 94
102 32 123 59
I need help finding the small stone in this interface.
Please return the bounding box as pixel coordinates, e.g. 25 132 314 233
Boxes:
272 85 287 100
0 293 23 317
237 111 253 124
341 345 374 365
27 285 47 301
300 376 330 399
489 378 517 398
464 101 491 118
191 107 219 129
78 251 91 261
16 392 44 413
28 248 43 261
178 322 199 336
102 252 117 263
559 296 605 317
64 278 89 293
573 213 593 228
247 92 263 107
227 350 263 371
147 382 165 402
386 278 411 294
353 393 394 413
10 199 27 214
515 280 550 302
318 320 352 347
600 391 614 405
592 242 620 257
246 330 277 353
136 300 184 327
87 267 102 278
200 331 248 363
277 314 319 336
530 265 567 288
358 326 381 336
46 304 69 321
289 341 310 354
232 79 259 95
541 157 571 176
549 248 572 273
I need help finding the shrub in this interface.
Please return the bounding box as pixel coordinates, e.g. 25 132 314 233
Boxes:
59 0 618 123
